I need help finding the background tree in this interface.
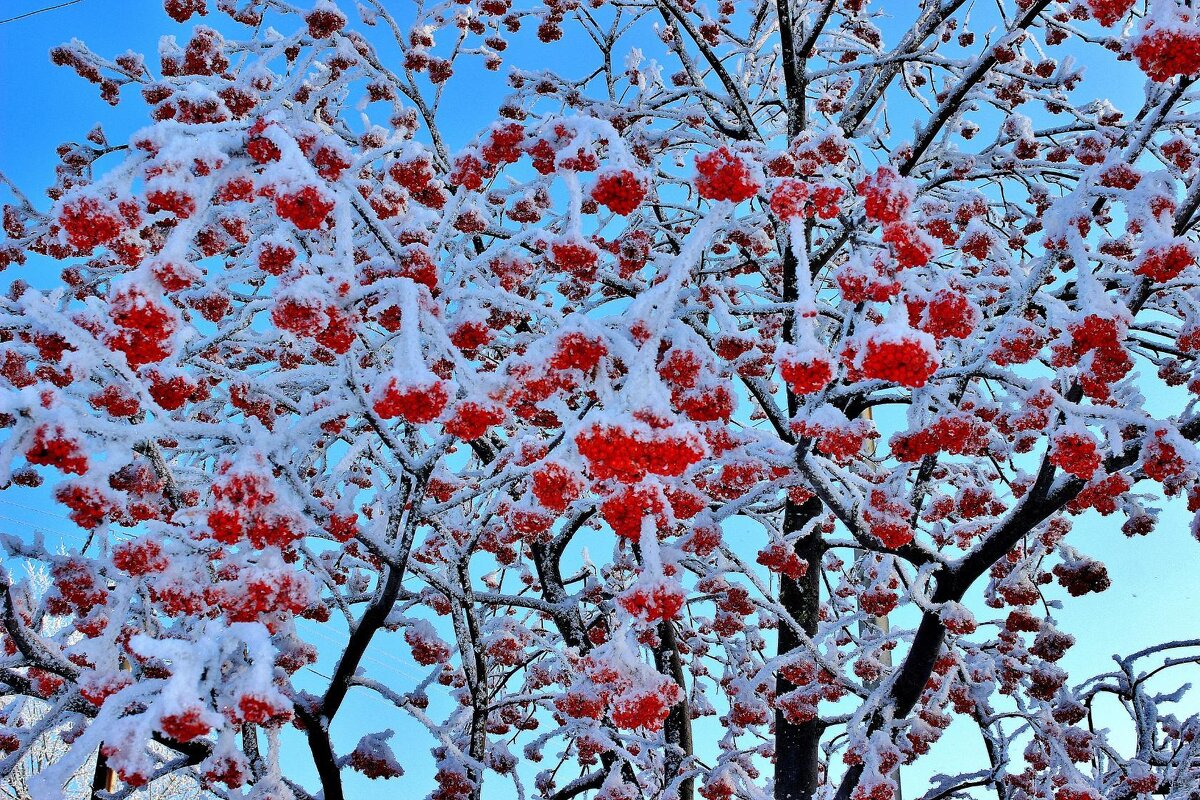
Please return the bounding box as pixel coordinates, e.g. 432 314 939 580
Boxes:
0 1 1199 800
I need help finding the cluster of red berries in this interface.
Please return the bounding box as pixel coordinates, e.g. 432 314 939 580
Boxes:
25 424 89 475
108 286 177 368
482 123 524 166
389 152 442 204
49 557 107 614
207 468 303 550
1053 557 1111 597
449 320 492 352
770 179 810 222
151 259 201 292
864 489 915 548
55 483 113 529
611 683 681 731
58 195 129 252
159 708 212 743
851 781 896 800
218 569 311 626
258 241 297 275
246 119 283 163
486 253 535 291
373 376 450 424
756 541 808 580
232 692 293 726
858 166 912 223
79 671 133 707
1067 473 1131 515
449 152 492 191
1142 431 1187 484
1086 0 1135 26
531 462 585 513
882 221 934 269
706 460 773 501
655 347 733 420
347 733 404 779
599 483 666 539
675 383 734 422
905 289 978 339
305 2 346 39
567 657 683 732
836 255 901 303
767 178 845 221
1133 18 1200 82
1050 431 1102 480
145 187 196 219
591 169 646 215
779 348 834 395
792 417 876 463
694 146 762 203
299 136 352 182
857 328 939 388
163 0 207 23
112 537 170 576
1061 314 1133 399
618 575 685 622
273 185 335 230
1136 241 1196 282
550 238 600 282
549 332 606 372
271 295 355 354
576 422 705 482
890 414 990 462
405 621 451 666
144 368 199 410
443 401 505 441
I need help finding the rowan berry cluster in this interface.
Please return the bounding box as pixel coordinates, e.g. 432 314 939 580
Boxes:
159 708 212 743
576 422 705 482
889 415 990 462
694 147 762 203
347 731 404 779
779 348 835 395
531 462 585 513
1133 18 1200 82
1086 0 1135 27
112 537 170 576
549 332 606 372
273 185 335 230
1050 432 1103 480
207 466 303 550
443 401 505 441
373 376 451 424
591 170 646 215
25 424 89 475
271 295 356 354
618 575 685 622
108 286 176 368
1136 242 1196 282
905 289 978 339
857 329 939 388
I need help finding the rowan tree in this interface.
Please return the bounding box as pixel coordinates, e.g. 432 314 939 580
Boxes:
1 1 1200 800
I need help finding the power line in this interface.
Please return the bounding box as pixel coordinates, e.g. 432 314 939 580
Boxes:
0 498 72 522
0 0 84 26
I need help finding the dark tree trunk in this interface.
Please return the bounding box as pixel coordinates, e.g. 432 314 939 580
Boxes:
656 618 695 800
774 496 824 800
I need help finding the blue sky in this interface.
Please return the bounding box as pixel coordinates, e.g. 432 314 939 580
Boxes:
1 1 1198 798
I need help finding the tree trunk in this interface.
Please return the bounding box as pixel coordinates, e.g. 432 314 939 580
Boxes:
655 618 694 800
774 496 824 800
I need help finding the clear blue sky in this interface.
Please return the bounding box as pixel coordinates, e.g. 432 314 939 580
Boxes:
0 1 1197 798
